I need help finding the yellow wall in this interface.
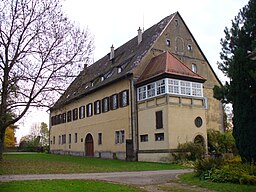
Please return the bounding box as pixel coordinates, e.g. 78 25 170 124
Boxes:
50 79 131 158
138 95 207 162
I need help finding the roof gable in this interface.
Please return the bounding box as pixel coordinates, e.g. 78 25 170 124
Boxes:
137 51 205 83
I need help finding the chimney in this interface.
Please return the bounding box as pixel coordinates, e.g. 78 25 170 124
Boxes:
138 27 142 45
110 45 114 60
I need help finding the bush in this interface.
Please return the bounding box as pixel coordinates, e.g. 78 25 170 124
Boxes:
174 142 206 161
195 157 256 185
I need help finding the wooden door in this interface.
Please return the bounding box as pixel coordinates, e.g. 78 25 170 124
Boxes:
85 134 94 156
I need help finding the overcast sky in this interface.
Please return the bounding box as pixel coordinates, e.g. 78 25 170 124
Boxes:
15 0 249 142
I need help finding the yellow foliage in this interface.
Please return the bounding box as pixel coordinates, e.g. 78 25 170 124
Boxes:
4 126 16 147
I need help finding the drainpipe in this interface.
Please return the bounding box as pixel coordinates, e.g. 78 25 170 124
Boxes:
129 77 138 161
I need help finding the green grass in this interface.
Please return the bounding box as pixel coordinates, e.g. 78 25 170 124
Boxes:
0 180 143 192
179 173 256 192
0 153 184 175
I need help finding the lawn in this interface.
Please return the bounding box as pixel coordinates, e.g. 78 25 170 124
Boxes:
0 180 143 192
179 173 256 192
0 153 184 175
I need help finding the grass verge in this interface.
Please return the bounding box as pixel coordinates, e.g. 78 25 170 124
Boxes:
0 153 184 175
0 180 143 192
179 173 256 192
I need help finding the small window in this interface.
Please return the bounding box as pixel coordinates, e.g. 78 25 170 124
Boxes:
102 97 109 112
115 130 125 144
110 94 119 110
68 134 71 144
79 106 85 119
156 111 163 129
62 134 66 144
67 110 72 122
166 39 171 47
155 133 164 141
86 103 93 117
91 81 94 87
72 108 78 121
187 44 192 51
192 63 197 73
175 19 179 26
75 133 78 143
94 100 101 114
100 76 105 81
98 133 102 145
119 90 129 107
59 135 61 145
53 136 55 144
195 116 203 128
117 67 122 73
140 135 148 142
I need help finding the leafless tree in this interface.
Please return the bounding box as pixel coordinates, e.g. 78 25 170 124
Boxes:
0 0 94 159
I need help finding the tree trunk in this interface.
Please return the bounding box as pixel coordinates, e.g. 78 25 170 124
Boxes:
0 128 6 160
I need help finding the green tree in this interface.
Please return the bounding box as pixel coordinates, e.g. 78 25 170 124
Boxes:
214 0 256 163
0 0 94 160
40 122 49 147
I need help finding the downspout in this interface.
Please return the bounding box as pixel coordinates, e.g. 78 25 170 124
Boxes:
129 77 138 161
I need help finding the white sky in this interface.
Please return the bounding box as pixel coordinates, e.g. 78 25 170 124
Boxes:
15 0 248 143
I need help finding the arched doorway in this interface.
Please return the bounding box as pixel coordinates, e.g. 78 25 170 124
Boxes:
85 133 94 157
194 135 205 146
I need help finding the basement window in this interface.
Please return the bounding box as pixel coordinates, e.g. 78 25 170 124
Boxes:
155 133 164 141
140 135 148 142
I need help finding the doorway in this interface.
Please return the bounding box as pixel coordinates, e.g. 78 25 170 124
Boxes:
85 133 94 156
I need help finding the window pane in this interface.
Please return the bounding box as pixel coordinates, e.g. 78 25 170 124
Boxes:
156 111 163 129
155 133 164 141
147 83 155 98
156 79 166 95
140 134 148 142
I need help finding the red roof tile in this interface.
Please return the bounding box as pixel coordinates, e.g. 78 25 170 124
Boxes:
137 51 205 83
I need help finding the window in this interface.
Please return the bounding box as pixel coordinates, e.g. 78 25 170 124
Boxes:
192 63 197 73
168 79 179 94
79 106 85 119
180 81 191 95
68 134 71 144
67 110 72 122
59 135 61 144
94 100 101 114
62 134 66 144
72 108 78 121
192 82 202 97
166 39 171 47
156 111 163 129
102 97 109 112
115 130 125 144
75 133 78 143
187 44 192 51
100 76 104 81
195 116 203 127
86 103 93 117
137 78 203 101
62 113 66 123
147 83 155 98
57 114 62 124
175 19 179 26
140 134 148 142
155 133 164 141
138 86 146 101
120 90 129 107
53 136 55 144
98 133 102 145
156 79 166 95
117 67 122 73
110 94 119 110
91 81 94 87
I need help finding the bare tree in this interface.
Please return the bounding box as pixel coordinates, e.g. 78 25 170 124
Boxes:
0 0 94 159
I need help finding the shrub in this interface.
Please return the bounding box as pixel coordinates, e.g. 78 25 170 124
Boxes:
175 142 206 161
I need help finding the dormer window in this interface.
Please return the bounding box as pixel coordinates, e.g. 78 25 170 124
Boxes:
117 67 122 73
100 76 105 81
91 81 94 87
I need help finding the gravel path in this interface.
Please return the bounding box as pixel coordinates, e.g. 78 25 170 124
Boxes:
0 169 192 185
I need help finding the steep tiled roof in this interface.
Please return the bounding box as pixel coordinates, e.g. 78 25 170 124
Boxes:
51 13 176 110
137 51 205 83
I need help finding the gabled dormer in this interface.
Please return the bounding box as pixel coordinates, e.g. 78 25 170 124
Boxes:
136 51 205 101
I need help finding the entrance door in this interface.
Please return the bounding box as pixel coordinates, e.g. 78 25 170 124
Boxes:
85 134 94 156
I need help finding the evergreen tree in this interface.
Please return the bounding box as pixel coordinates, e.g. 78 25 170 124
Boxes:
214 0 256 163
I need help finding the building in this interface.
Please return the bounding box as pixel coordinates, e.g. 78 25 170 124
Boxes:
50 12 223 162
